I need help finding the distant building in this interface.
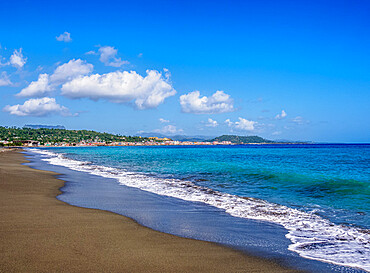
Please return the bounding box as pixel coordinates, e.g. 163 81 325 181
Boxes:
19 140 40 146
148 136 172 141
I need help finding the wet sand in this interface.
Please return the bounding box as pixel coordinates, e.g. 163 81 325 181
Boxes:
0 150 299 272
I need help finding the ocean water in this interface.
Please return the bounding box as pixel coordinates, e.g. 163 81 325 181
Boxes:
30 144 370 271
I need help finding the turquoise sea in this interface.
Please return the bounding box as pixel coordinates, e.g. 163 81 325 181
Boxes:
30 144 370 272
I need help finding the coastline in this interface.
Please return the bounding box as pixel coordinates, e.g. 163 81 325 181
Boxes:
0 150 299 272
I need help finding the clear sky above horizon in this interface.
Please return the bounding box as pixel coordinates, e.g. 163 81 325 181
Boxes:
0 0 369 142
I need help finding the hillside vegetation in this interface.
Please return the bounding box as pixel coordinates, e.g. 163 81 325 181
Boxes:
0 126 148 145
211 135 274 143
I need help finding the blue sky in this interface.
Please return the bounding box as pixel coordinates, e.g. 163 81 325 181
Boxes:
0 0 369 142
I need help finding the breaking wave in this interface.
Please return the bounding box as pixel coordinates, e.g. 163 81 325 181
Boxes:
31 149 370 272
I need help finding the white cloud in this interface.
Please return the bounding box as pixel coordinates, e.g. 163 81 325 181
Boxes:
180 90 234 114
154 125 183 134
3 97 71 117
292 116 309 125
275 110 287 120
235 118 256 131
56 32 72 42
61 69 176 109
159 118 170 123
272 131 281 136
138 53 143 58
0 72 12 86
163 68 171 80
205 118 218 127
10 49 27 69
17 74 52 97
225 119 233 127
98 46 128 67
0 57 8 67
50 59 93 84
225 117 256 131
16 59 93 98
85 50 97 55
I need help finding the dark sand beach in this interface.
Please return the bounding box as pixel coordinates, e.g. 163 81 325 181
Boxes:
0 150 299 272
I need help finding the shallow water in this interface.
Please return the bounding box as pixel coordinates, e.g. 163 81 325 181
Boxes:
28 144 370 272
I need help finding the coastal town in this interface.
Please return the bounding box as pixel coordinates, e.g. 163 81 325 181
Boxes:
0 126 238 147
0 137 233 147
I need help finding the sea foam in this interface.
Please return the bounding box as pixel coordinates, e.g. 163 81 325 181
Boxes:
31 149 370 272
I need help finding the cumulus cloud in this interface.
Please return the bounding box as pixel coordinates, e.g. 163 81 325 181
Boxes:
98 46 128 67
272 131 282 136
205 118 218 127
154 125 183 134
275 110 287 120
225 117 256 131
61 69 176 109
17 59 93 98
3 97 71 117
10 49 27 69
50 59 93 84
0 72 12 86
235 118 256 131
17 74 52 97
159 118 170 123
56 32 72 42
180 90 234 114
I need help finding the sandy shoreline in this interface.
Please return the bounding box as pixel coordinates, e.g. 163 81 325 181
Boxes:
0 150 299 272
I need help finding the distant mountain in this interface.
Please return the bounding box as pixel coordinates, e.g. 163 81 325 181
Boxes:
137 133 275 143
24 124 66 130
170 135 214 142
274 139 312 144
211 135 274 144
273 139 293 143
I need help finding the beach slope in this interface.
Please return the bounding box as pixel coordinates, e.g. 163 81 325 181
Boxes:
0 150 298 272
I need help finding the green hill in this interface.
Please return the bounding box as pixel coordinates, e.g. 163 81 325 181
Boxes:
211 135 274 144
0 126 150 146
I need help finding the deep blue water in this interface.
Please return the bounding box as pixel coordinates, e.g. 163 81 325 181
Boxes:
30 144 370 272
